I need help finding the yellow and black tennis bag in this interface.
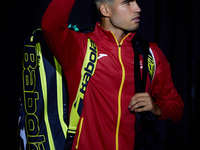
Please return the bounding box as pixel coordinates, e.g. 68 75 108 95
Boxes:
20 28 69 150
19 27 98 150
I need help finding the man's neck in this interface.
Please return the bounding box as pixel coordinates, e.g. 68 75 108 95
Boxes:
100 18 126 43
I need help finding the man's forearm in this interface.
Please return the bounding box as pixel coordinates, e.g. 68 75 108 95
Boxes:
41 0 76 33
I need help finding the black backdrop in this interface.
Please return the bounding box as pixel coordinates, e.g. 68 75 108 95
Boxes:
2 0 199 149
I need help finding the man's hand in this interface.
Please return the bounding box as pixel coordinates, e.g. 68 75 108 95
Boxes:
128 92 162 117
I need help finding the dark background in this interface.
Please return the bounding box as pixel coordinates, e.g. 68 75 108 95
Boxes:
2 0 199 149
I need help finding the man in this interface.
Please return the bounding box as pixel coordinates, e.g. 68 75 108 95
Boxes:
41 0 184 149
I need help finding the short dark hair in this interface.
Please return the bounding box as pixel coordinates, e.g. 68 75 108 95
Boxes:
94 0 114 9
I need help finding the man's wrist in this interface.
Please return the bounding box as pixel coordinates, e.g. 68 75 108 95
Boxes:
152 104 162 118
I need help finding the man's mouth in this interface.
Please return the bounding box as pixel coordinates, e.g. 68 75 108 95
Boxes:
132 16 140 22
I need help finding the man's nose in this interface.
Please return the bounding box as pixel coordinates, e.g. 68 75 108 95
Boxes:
132 2 141 13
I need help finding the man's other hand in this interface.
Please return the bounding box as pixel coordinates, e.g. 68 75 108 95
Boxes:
128 92 162 117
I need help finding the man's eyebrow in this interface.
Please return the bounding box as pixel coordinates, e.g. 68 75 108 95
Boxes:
121 0 135 3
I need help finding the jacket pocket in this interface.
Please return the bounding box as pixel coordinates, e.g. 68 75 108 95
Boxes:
76 117 84 149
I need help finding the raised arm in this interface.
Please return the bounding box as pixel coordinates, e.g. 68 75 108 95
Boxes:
41 0 87 70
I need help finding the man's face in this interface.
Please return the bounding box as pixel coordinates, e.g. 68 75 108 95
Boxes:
108 0 141 32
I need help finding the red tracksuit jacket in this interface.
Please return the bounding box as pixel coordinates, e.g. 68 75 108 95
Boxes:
41 0 184 149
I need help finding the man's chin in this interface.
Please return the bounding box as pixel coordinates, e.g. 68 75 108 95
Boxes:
126 24 140 32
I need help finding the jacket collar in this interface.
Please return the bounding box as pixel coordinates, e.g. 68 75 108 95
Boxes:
92 22 136 45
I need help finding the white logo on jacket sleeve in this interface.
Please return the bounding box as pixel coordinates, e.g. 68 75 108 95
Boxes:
140 61 143 69
97 54 108 60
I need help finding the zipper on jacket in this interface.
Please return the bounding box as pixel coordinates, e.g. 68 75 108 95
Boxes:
76 117 84 149
111 32 130 150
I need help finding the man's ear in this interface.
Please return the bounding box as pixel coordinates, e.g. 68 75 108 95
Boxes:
99 3 111 17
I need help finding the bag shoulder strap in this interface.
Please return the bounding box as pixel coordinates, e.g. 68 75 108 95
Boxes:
132 34 149 93
68 38 98 135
